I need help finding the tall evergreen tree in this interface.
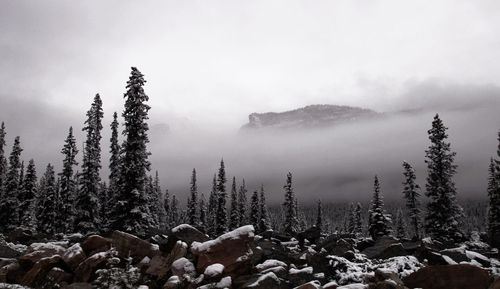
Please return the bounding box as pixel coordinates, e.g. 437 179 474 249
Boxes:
98 182 109 228
228 177 239 230
187 169 198 225
58 127 79 233
354 202 363 236
215 159 228 235
19 159 37 229
316 199 323 230
368 176 391 240
163 189 170 230
487 158 500 241
238 179 248 226
395 208 406 239
199 193 207 229
0 122 6 199
108 111 121 224
146 175 160 228
0 136 23 231
112 68 154 235
170 194 179 228
282 172 299 235
207 174 218 236
259 185 270 232
402 161 422 239
36 164 57 234
249 190 260 230
153 172 164 229
424 114 464 242
347 202 356 234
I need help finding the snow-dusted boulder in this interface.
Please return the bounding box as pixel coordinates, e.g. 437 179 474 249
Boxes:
111 231 159 262
292 280 322 289
191 225 255 274
289 266 314 287
171 224 209 245
238 272 282 289
256 259 287 272
19 242 66 267
146 240 187 279
171 257 196 278
81 235 111 256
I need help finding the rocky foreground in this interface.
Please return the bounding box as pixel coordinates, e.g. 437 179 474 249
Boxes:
1 225 500 289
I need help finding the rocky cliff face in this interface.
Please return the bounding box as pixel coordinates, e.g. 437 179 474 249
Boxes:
241 105 379 130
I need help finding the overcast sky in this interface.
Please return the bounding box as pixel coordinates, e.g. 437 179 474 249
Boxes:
1 0 500 203
1 0 500 127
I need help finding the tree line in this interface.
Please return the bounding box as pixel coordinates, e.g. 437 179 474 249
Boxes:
0 66 498 245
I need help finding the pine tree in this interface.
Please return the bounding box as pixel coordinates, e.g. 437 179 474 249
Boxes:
112 68 154 236
187 169 198 225
228 177 239 230
163 189 170 230
238 179 248 226
316 200 323 230
368 176 391 240
58 127 79 233
487 158 500 241
207 174 218 236
347 202 356 234
424 114 464 242
199 193 207 229
249 190 260 230
36 164 58 234
108 112 121 225
153 172 164 229
215 159 228 235
395 209 406 239
354 202 363 236
282 172 299 235
98 182 109 229
0 136 23 231
0 122 6 197
19 159 37 229
170 194 179 228
402 161 422 239
259 185 270 232
18 161 24 193
146 175 160 228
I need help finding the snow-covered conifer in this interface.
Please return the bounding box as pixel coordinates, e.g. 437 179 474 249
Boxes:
368 176 391 239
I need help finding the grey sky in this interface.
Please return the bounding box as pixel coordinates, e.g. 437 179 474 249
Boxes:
1 0 499 203
2 0 500 127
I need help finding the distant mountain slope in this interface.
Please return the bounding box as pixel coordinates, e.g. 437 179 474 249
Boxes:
241 104 380 130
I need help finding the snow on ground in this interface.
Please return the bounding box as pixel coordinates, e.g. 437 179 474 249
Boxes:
374 256 423 278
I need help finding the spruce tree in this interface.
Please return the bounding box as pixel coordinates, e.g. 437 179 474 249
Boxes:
354 202 363 236
19 159 37 229
58 127 79 233
395 208 406 239
0 122 6 198
228 177 239 230
259 185 270 232
0 136 23 231
368 176 391 240
238 179 248 226
146 175 160 228
402 161 422 239
207 174 218 236
98 182 109 229
163 189 170 230
316 199 323 230
282 172 299 235
112 67 154 235
199 193 207 229
170 194 179 228
108 112 121 224
424 114 464 242
215 159 228 235
249 190 260 230
187 169 198 225
153 172 164 228
36 164 58 234
347 202 356 234
487 158 500 241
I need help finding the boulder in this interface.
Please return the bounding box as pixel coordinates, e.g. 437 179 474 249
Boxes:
376 243 408 260
204 263 224 279
403 264 491 289
20 255 65 287
62 243 87 271
293 281 322 289
321 238 356 257
0 258 16 269
111 231 159 262
191 225 255 275
63 283 92 289
171 257 196 278
440 247 469 263
146 240 187 279
297 227 321 246
323 281 339 289
236 272 285 289
0 261 26 284
362 236 399 259
289 267 315 287
19 243 66 268
0 241 24 258
47 267 73 284
81 235 111 256
490 275 500 289
170 224 209 245
414 246 449 265
74 252 110 282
